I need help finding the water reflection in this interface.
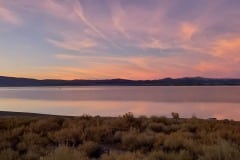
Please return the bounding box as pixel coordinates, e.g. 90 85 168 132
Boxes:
0 86 240 120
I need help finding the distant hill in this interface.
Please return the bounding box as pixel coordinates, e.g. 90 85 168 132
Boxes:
0 111 52 117
1 76 240 86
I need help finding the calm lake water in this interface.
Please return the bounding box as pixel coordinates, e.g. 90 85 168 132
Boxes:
0 86 240 120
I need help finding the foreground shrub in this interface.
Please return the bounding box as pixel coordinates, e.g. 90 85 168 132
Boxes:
163 132 186 151
0 148 19 160
42 146 87 160
146 150 192 160
101 151 144 160
148 122 166 132
0 114 240 160
80 141 103 158
50 127 82 146
199 140 240 160
122 131 155 152
30 118 62 133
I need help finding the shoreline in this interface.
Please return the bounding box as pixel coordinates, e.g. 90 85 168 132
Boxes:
0 111 238 122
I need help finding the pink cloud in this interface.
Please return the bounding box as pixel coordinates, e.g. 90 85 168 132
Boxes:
0 4 21 25
213 37 240 59
179 22 198 41
195 62 226 72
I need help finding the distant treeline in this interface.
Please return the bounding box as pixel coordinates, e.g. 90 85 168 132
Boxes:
1 76 240 86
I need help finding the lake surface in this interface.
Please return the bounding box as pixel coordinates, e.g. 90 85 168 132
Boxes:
0 86 240 120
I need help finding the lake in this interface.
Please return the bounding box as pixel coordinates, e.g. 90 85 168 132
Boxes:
0 86 240 120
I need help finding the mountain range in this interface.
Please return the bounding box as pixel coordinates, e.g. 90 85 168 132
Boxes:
1 76 240 86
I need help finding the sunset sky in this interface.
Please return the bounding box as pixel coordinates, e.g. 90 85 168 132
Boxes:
0 0 240 80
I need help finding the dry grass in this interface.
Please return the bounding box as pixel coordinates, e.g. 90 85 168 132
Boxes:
0 113 239 160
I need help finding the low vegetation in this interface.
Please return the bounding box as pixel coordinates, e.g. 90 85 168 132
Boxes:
0 113 240 160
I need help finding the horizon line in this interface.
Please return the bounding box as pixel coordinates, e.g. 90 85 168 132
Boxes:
1 75 240 81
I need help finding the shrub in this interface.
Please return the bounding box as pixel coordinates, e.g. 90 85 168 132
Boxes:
101 151 144 160
146 151 166 160
153 133 165 149
146 150 192 160
0 140 11 150
0 148 19 160
24 144 48 160
121 131 138 151
24 149 41 160
16 142 27 153
30 118 61 133
0 114 240 160
113 131 123 143
150 116 169 123
199 140 240 160
122 131 155 152
50 127 82 146
84 125 112 143
42 146 88 160
163 132 187 151
171 112 179 119
148 122 166 132
80 141 103 158
122 112 134 122
137 132 155 152
121 112 142 129
23 132 49 146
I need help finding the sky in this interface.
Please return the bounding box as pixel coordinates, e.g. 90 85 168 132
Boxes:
0 0 240 80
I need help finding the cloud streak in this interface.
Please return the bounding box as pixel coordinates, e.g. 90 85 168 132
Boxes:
47 38 98 51
74 0 106 40
73 0 124 49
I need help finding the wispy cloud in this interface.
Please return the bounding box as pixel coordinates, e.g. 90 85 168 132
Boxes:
73 0 123 49
74 0 106 40
0 4 21 25
142 39 170 50
47 38 98 51
110 1 130 39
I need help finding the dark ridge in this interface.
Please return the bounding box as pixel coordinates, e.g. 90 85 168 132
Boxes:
0 111 79 118
0 111 61 117
1 76 240 86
